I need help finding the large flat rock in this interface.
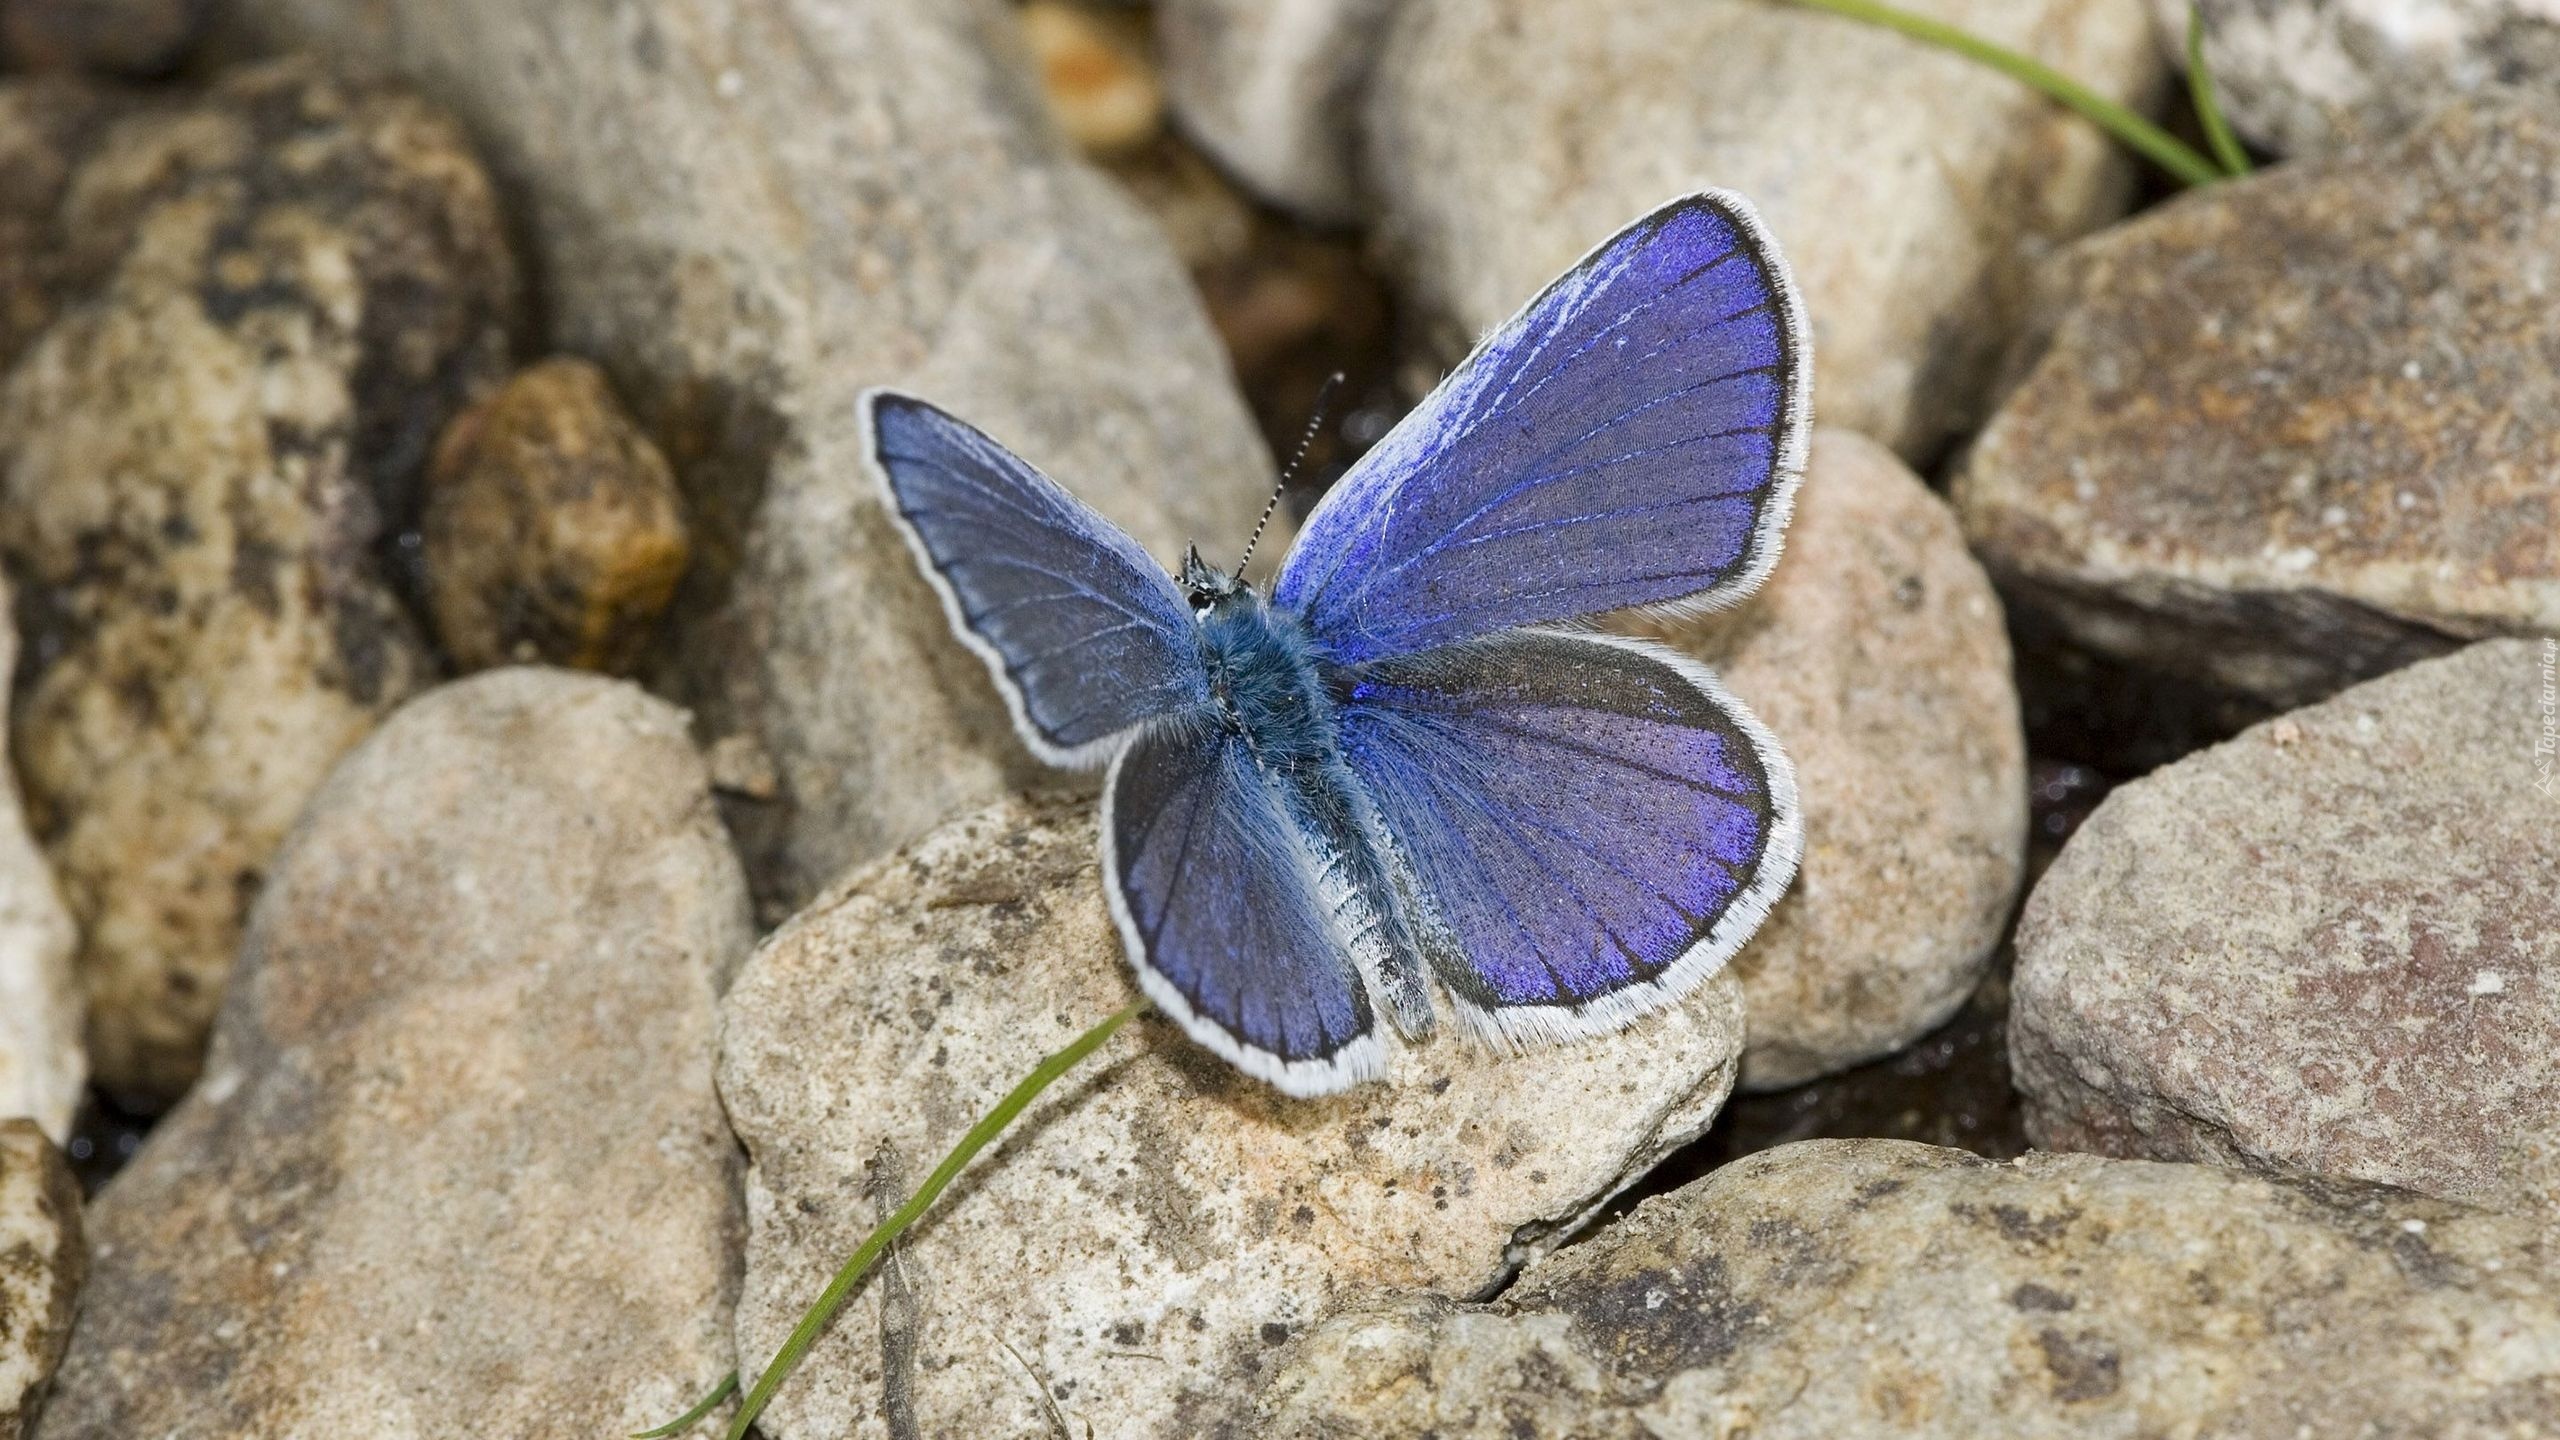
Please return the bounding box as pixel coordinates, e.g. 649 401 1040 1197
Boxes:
720 794 1744 1439
1259 1139 2560 1436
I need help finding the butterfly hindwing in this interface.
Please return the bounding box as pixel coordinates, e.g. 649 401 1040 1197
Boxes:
1272 191 1809 665
1104 719 1386 1095
1334 631 1801 1044
865 389 1210 765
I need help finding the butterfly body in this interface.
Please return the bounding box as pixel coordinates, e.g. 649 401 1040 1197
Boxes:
1183 562 1442 1038
870 191 1810 1096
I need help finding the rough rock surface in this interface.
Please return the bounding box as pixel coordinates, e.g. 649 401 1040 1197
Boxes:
34 671 751 1440
1957 95 2560 712
0 578 79 1143
0 59 515 1100
720 794 1745 1440
2011 640 2558 1209
1621 431 2024 1089
221 0 1279 917
1159 0 1395 222
1365 0 2162 461
0 1122 81 1440
2164 0 2560 157
1258 1139 2560 1438
423 357 689 674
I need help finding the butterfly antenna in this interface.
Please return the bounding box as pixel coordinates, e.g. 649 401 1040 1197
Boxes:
1238 371 1345 579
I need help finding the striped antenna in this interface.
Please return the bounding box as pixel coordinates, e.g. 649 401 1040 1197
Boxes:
1238 371 1345 579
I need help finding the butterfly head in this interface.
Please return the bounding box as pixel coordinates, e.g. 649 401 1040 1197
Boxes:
1179 544 1248 617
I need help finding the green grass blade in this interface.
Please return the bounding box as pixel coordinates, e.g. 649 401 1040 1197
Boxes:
719 997 1151 1440
2185 5 2253 176
632 1371 737 1438
1780 0 2228 188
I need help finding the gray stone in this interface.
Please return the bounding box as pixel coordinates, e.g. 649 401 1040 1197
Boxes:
1364 0 2163 461
719 793 1744 1439
1258 1139 2560 1438
35 670 752 1440
1158 0 1396 222
1617 431 2024 1089
0 575 79 1143
1956 94 2560 712
219 0 1280 918
0 1122 81 1440
2012 640 2560 1208
0 59 514 1100
2163 0 2560 157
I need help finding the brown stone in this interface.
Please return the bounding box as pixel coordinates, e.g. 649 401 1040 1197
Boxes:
423 357 688 675
0 58 515 1100
1260 1141 2560 1437
2011 640 2560 1208
1956 94 2560 711
0 0 203 78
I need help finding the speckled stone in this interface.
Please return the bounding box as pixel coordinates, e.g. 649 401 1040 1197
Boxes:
719 793 1745 1440
1955 94 2560 712
2161 0 2560 157
220 0 1279 919
423 357 689 675
1620 431 2025 1089
0 59 514 1101
2011 640 2560 1208
35 671 751 1440
1257 1140 2560 1438
1364 0 2163 461
0 1122 81 1440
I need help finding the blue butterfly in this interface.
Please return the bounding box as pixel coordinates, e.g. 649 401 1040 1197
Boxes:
866 191 1808 1096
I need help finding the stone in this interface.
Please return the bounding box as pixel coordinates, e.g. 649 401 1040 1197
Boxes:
423 357 689 675
2011 640 2560 1209
1024 0 1164 156
719 793 1745 1440
35 670 752 1440
0 0 204 77
0 1121 81 1440
1617 430 2025 1089
0 576 80 1144
1956 94 2560 714
0 59 516 1101
2163 0 2560 157
1364 0 2163 462
0 79 131 374
1257 1139 2560 1437
1158 0 1396 223
219 0 1279 918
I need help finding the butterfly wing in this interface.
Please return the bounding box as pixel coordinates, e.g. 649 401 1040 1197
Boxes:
1272 191 1809 665
1334 631 1800 1045
1105 719 1386 1095
865 389 1209 766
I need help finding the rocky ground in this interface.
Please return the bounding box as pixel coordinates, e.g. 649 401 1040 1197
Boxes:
0 1 2552 1437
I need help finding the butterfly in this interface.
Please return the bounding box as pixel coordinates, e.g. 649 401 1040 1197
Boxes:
865 191 1808 1096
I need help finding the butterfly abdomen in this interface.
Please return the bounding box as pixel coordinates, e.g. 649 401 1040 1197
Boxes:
1195 593 1437 1038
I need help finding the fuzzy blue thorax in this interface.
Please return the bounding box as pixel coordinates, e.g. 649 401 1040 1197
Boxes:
1180 553 1438 1038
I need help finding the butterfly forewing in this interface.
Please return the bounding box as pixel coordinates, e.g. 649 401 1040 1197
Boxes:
1333 631 1801 1046
1272 192 1809 665
866 390 1210 765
